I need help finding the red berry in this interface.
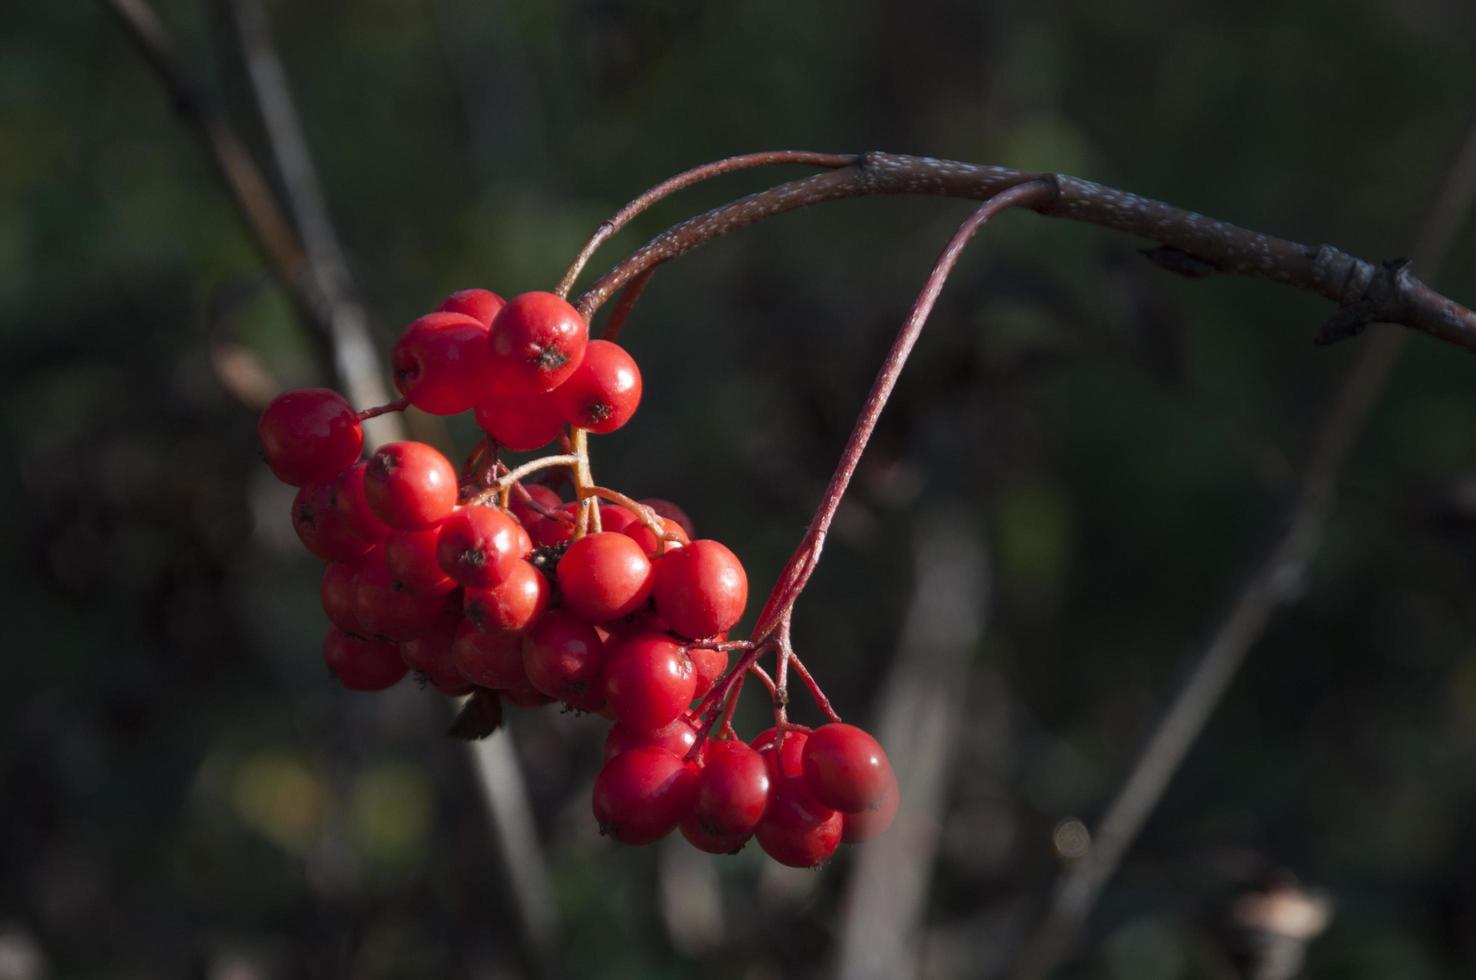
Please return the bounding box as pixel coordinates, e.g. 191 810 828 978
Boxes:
452 619 527 690
487 292 588 394
553 339 642 434
801 723 894 814
679 819 751 855
688 645 729 699
364 442 458 530
464 560 549 633
509 484 563 528
603 632 696 730
751 728 809 782
603 715 702 762
596 505 639 535
384 527 456 595
691 739 771 837
292 472 375 562
592 747 699 845
258 388 363 486
474 389 566 452
436 506 525 589
352 560 455 641
502 676 555 708
392 311 492 416
841 770 899 843
323 627 406 691
321 559 363 632
401 615 474 695
641 498 695 538
438 288 505 327
557 532 654 622
755 776 842 868
521 609 607 711
331 461 392 545
623 515 688 557
652 539 748 639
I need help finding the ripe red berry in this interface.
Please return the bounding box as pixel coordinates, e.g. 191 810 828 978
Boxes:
384 527 456 595
401 615 474 695
595 505 639 535
603 632 697 730
292 472 376 562
352 560 455 641
474 389 566 452
592 746 699 845
452 618 527 690
652 539 748 639
751 727 809 782
436 506 525 589
679 819 752 855
502 676 555 708
364 442 458 530
521 609 607 711
509 483 563 527
841 770 899 843
691 739 771 837
258 388 363 486
553 339 642 434
623 515 688 557
755 776 843 868
688 645 729 699
437 288 505 327
321 559 363 632
641 498 695 538
487 291 588 394
464 559 549 633
801 723 894 814
603 715 701 762
323 627 407 691
331 461 393 544
392 311 493 415
556 532 654 622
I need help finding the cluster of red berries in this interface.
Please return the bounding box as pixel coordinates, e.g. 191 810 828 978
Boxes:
257 287 897 867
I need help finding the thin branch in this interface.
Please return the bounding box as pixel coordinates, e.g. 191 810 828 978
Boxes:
750 179 1058 641
1008 112 1476 980
575 152 1476 353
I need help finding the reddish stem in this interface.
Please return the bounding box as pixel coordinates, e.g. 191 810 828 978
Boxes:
556 150 856 298
750 179 1057 641
600 266 656 343
788 653 841 724
356 396 409 420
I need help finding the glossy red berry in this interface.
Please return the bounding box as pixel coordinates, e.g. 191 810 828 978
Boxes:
331 461 392 545
352 560 455 641
801 723 894 813
364 442 459 530
474 389 565 452
501 676 555 708
437 288 505 327
521 609 607 711
553 339 642 434
841 770 899 843
401 615 474 695
509 483 562 527
688 645 729 699
556 532 654 622
452 619 527 690
258 388 363 486
603 715 701 762
321 559 363 632
592 747 699 845
384 527 456 595
292 473 376 562
691 739 771 837
755 776 843 868
595 505 639 535
679 819 751 855
652 539 748 639
464 560 549 633
603 632 696 730
392 311 492 415
487 291 588 394
751 727 809 782
641 498 695 538
436 506 525 588
323 627 407 691
623 515 688 557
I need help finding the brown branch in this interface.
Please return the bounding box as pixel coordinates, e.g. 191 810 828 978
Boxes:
575 152 1476 354
1008 112 1476 980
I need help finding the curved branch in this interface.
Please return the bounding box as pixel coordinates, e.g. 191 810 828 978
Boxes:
575 152 1476 353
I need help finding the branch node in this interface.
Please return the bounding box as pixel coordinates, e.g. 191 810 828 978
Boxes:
1313 256 1412 346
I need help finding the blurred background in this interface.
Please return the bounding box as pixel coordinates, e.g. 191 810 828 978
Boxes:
5 1 1476 977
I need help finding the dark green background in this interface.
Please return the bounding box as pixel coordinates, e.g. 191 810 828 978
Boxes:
5 1 1476 977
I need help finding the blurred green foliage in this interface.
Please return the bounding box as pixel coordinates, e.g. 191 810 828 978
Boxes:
4 0 1476 977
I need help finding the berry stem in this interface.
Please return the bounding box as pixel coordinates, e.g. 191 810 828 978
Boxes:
356 396 410 420
556 150 856 299
575 485 668 545
788 652 842 724
568 428 599 536
686 637 776 758
750 179 1056 642
469 454 584 506
599 267 655 343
